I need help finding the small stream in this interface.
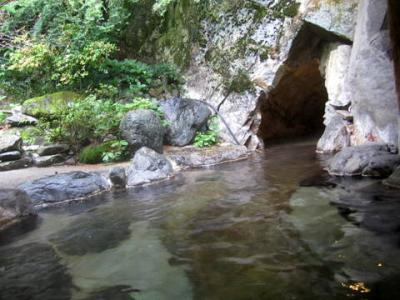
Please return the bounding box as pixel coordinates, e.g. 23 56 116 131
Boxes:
1 140 400 300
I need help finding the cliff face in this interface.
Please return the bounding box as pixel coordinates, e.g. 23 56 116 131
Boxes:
127 0 399 151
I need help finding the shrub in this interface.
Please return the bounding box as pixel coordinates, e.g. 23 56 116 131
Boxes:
79 143 112 164
194 116 219 148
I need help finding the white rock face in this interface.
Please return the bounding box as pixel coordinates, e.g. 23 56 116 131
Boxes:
179 0 398 151
318 0 399 151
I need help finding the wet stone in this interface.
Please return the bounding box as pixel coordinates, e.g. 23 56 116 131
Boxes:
49 208 132 256
109 167 127 189
0 151 21 162
0 243 72 300
0 157 32 172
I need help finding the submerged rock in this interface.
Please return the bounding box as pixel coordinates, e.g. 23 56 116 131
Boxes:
19 171 110 206
82 285 137 300
160 97 211 146
0 132 21 154
120 109 164 154
127 147 173 187
327 143 400 177
383 166 400 189
0 243 72 300
49 208 131 256
168 145 248 168
0 189 35 230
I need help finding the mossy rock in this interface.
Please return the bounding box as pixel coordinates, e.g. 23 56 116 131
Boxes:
22 92 83 118
79 142 113 164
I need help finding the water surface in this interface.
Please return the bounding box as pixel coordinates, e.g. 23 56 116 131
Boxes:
1 140 400 300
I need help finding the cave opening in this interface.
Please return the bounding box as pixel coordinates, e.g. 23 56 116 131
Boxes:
258 22 351 146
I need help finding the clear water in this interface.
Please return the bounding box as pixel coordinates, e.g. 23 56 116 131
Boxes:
1 140 400 300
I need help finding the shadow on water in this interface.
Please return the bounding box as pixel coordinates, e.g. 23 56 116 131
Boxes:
1 139 400 299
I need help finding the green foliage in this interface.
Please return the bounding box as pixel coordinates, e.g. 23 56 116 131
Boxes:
102 140 129 163
0 0 184 99
19 127 44 145
194 116 219 148
39 95 162 154
0 112 7 124
79 142 112 164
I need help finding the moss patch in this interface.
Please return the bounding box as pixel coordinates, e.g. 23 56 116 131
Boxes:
22 91 82 118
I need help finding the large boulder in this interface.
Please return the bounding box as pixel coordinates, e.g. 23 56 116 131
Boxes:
0 243 72 300
0 132 21 153
19 171 110 206
160 98 211 146
22 91 82 117
120 109 164 154
0 189 35 230
127 147 173 187
327 143 400 177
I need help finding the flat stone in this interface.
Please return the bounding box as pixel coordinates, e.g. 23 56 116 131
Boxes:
0 132 21 153
19 171 110 206
37 144 69 156
5 113 38 127
0 151 21 162
168 145 249 168
0 243 72 300
327 143 400 177
127 147 173 187
0 189 35 230
0 157 32 172
33 154 66 167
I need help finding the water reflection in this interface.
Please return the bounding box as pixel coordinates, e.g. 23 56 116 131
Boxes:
1 140 400 299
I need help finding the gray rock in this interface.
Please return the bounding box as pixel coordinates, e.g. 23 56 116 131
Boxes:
0 243 72 300
0 157 32 172
160 98 211 146
5 113 38 127
33 154 66 167
127 147 173 187
37 144 69 156
109 167 127 189
0 132 21 153
0 151 21 162
0 189 35 230
120 109 164 154
317 115 350 153
19 171 110 206
327 143 400 177
168 145 249 168
383 166 400 189
49 207 131 256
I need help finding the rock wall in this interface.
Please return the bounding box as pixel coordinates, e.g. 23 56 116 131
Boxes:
125 0 399 151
